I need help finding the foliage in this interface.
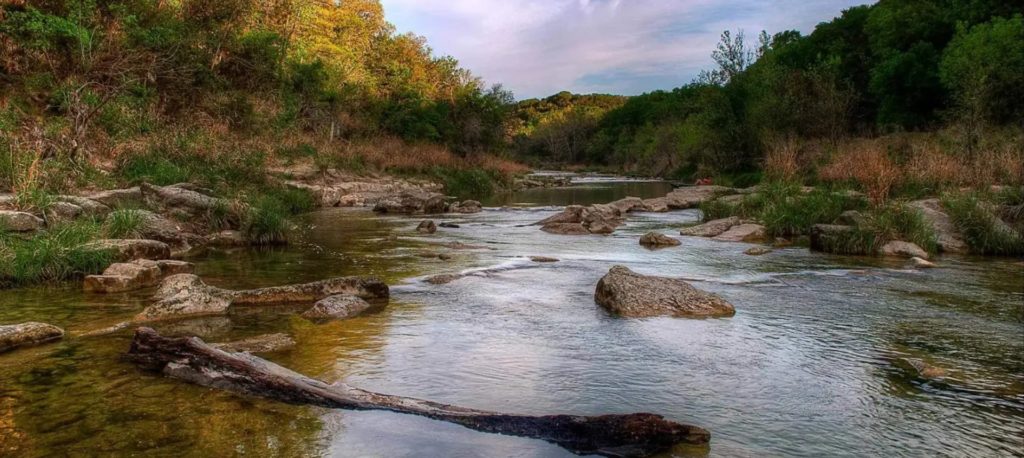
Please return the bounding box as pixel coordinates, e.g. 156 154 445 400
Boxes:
105 209 144 238
943 193 1024 256
243 196 290 246
0 220 113 287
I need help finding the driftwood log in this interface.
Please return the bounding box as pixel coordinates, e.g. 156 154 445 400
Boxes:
127 327 710 457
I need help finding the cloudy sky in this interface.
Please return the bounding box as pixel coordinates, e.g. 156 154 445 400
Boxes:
380 0 871 99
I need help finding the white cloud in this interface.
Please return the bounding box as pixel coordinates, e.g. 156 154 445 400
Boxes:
381 0 872 98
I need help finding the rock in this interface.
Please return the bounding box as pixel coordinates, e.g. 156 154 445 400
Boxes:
425 273 461 285
772 238 793 248
0 322 65 353
439 222 461 228
535 204 624 235
56 195 111 217
680 217 741 237
664 186 733 209
81 239 171 262
212 334 296 353
908 199 969 254
450 200 483 214
911 257 936 268
45 201 83 223
835 210 866 226
712 224 767 243
84 259 195 293
140 183 223 213
137 274 389 321
530 256 560 263
744 247 773 256
87 187 143 208
107 209 191 246
879 241 929 259
440 241 492 250
809 224 855 252
540 222 592 235
641 197 669 213
416 220 437 234
608 197 647 214
594 266 735 318
0 211 44 232
639 232 681 248
302 295 374 321
373 191 447 214
904 358 947 379
438 253 453 261
207 230 248 247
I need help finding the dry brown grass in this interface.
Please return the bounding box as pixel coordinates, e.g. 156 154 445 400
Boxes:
820 139 902 204
764 137 802 182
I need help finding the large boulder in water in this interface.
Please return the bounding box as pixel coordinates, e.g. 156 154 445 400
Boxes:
302 295 374 321
450 200 483 214
373 191 447 214
0 322 65 353
879 241 929 259
535 204 624 235
594 266 735 318
639 232 681 248
84 259 195 293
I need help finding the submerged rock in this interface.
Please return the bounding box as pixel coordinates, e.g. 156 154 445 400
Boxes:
213 333 296 353
439 222 461 228
712 224 767 243
903 358 947 379
425 273 462 285
0 210 44 232
207 230 249 247
540 222 591 235
416 220 437 234
0 322 65 353
302 295 374 321
530 256 560 263
911 256 937 268
639 232 681 248
879 241 929 259
680 217 741 237
81 239 171 262
744 247 773 256
137 274 389 321
594 266 735 318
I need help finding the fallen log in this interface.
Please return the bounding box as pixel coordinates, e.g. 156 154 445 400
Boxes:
127 327 710 457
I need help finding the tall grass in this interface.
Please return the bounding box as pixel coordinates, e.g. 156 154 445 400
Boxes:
105 209 145 238
0 220 113 287
943 193 1024 256
702 181 865 236
242 196 290 245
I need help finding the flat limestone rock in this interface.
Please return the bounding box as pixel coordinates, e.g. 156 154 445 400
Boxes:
84 259 195 293
535 205 624 235
450 200 483 214
879 241 929 259
213 334 296 353
664 186 733 209
87 187 143 208
137 274 390 322
607 197 647 214
594 266 735 318
530 256 560 263
302 295 374 321
908 199 968 254
0 210 44 232
680 217 741 237
712 224 767 243
0 322 65 353
641 197 669 213
81 239 171 262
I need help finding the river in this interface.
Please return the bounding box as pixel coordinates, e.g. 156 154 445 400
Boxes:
1 176 1022 457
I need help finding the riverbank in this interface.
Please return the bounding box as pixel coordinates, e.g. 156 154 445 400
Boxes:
1 177 1021 456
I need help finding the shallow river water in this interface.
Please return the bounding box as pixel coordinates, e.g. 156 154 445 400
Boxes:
1 177 1022 457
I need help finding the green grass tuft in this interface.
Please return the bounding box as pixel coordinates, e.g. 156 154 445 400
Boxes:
105 209 145 238
243 197 290 245
0 220 113 287
943 193 1024 256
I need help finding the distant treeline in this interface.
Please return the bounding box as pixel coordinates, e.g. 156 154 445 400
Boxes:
511 0 1024 179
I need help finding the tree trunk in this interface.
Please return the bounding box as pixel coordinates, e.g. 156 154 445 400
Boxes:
126 327 710 457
